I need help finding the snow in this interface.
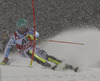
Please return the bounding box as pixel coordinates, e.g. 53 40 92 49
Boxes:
0 29 100 81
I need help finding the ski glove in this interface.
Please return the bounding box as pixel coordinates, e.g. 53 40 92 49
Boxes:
25 34 37 41
1 57 9 65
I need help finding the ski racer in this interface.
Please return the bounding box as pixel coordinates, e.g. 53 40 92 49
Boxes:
1 19 78 71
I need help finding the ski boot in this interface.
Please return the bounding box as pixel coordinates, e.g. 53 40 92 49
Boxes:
64 64 79 72
52 64 79 72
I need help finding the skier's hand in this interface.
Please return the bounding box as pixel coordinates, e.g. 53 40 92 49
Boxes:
1 57 9 65
25 35 37 41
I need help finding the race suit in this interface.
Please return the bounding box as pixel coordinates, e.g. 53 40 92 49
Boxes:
4 27 61 67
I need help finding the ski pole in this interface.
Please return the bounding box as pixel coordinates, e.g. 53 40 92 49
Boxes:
45 40 84 45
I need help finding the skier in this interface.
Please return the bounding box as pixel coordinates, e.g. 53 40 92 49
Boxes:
1 19 78 72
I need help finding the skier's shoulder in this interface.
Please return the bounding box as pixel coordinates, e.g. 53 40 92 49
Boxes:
12 31 17 37
28 27 34 31
27 27 34 35
10 31 17 39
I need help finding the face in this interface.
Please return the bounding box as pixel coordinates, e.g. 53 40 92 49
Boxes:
18 27 27 34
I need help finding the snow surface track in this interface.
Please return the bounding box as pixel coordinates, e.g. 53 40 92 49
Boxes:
0 29 100 81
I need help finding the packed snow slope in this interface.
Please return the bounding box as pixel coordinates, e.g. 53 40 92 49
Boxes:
0 29 100 81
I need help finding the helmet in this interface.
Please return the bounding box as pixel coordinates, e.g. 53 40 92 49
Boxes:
16 19 28 28
16 19 28 34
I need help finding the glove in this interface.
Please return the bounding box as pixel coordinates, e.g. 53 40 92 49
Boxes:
1 57 9 65
25 35 37 41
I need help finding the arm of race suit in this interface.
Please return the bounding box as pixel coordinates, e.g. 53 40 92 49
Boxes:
4 34 16 58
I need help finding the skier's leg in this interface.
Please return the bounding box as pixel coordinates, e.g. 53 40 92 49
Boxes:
47 55 62 65
34 47 62 65
26 50 51 68
33 47 78 71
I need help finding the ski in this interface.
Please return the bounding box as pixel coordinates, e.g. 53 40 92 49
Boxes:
51 61 79 72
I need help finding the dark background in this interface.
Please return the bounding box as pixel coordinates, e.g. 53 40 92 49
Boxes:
0 0 100 47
